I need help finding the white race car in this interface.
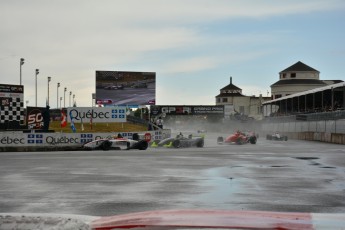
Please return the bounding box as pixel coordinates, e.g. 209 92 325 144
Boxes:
82 137 148 151
266 132 288 141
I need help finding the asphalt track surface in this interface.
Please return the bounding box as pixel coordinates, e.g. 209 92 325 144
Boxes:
1 133 345 217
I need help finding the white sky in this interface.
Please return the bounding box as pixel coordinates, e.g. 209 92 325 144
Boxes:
1 0 345 107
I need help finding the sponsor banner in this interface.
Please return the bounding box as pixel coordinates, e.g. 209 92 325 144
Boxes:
0 130 171 147
0 84 24 126
151 105 224 116
26 107 45 129
0 84 24 94
192 106 224 114
67 107 127 123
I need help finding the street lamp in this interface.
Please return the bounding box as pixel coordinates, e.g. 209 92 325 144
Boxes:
57 83 60 109
20 58 25 85
69 91 72 107
64 87 67 108
35 69 39 107
47 76 51 106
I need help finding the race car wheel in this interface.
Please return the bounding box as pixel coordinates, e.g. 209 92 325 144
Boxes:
266 134 271 140
138 140 148 150
126 142 131 150
173 139 181 148
249 136 257 144
196 139 204 148
100 140 112 151
284 136 288 141
217 137 223 143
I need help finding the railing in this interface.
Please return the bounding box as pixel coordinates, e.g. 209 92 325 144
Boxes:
265 110 345 122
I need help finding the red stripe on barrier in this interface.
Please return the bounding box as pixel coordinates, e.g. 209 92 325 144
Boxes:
91 209 313 229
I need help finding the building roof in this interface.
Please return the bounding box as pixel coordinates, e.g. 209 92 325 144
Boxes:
271 79 326 87
216 92 244 98
220 83 241 91
263 81 345 104
220 77 242 91
323 80 344 84
279 61 319 73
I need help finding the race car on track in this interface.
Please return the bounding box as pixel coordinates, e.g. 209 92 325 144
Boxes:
104 84 124 90
266 132 288 141
217 130 257 145
82 135 148 150
151 132 204 148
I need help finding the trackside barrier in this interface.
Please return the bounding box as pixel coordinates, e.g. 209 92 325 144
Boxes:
262 119 345 144
0 129 171 150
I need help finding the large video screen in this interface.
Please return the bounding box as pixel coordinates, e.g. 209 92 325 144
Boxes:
96 71 156 106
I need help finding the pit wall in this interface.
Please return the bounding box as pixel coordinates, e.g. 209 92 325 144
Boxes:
262 119 345 145
0 129 171 151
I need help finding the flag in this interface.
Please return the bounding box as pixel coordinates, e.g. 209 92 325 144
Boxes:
61 110 67 128
69 110 76 133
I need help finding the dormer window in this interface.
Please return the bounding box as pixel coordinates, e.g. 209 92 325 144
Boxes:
290 73 296 78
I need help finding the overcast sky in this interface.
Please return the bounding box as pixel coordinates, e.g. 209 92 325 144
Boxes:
1 0 345 108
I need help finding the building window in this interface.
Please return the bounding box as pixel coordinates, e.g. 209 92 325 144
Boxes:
217 98 220 103
290 73 296 78
222 98 228 102
275 94 282 99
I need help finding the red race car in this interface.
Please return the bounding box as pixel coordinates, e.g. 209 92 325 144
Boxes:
217 130 257 145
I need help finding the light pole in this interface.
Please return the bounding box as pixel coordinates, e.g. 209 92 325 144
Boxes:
64 87 67 108
73 94 75 107
26 100 29 107
60 97 62 108
20 58 25 85
35 69 39 107
57 83 60 109
69 91 72 107
47 76 51 106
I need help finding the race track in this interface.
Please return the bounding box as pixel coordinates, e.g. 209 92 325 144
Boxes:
0 133 345 217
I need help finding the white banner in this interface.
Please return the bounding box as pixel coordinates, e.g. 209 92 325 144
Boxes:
67 107 127 123
0 130 171 147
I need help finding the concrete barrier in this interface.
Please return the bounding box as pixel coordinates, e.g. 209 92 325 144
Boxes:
0 129 171 152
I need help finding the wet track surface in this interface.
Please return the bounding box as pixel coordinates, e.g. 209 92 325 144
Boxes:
1 133 345 217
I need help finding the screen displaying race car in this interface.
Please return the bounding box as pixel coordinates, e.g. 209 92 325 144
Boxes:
151 132 204 148
96 70 156 106
217 131 257 145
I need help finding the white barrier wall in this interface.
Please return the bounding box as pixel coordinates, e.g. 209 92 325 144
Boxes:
0 130 171 148
262 119 345 134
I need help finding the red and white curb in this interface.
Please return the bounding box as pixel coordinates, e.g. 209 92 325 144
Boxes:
90 210 345 230
1 210 345 229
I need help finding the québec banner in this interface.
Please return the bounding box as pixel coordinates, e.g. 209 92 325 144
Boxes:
67 107 127 123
